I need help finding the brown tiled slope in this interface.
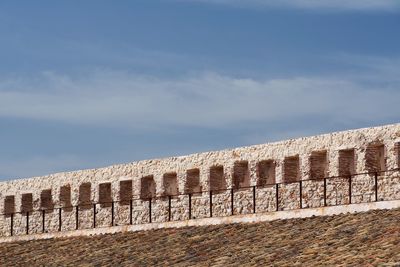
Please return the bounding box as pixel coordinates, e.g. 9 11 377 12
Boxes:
1 208 400 266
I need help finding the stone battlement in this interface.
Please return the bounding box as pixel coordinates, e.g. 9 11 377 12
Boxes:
1 123 400 238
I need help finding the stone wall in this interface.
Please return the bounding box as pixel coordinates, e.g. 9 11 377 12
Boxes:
1 123 400 237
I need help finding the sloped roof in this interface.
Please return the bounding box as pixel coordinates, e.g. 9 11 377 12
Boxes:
1 208 400 266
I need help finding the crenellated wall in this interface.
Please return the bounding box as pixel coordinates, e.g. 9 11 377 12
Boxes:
1 123 400 237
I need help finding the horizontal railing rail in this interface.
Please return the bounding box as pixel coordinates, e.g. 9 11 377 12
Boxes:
1 167 400 236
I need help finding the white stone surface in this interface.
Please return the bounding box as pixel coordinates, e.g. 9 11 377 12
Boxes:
1 123 400 237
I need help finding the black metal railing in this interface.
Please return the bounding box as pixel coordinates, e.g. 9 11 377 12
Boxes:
1 168 400 237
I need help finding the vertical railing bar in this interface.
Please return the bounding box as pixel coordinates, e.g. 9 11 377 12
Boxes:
10 213 14 236
349 175 352 204
149 198 152 223
253 186 256 213
59 208 62 232
129 199 133 225
324 178 327 207
276 184 279 212
231 188 234 216
75 205 79 230
93 203 96 228
168 195 171 222
375 172 378 202
209 190 213 218
189 193 192 220
42 209 45 233
26 211 29 235
299 180 302 209
111 201 114 227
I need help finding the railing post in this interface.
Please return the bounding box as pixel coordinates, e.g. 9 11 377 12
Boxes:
59 208 62 232
93 204 96 228
10 213 14 236
26 211 29 235
188 193 192 220
348 176 352 204
75 205 79 230
42 209 45 233
209 191 213 218
149 198 152 223
129 199 133 225
253 186 256 213
299 181 302 209
375 172 378 202
276 184 279 211
111 201 114 227
168 195 172 222
231 188 234 216
324 178 327 207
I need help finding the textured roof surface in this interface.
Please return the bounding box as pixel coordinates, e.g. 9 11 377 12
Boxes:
1 208 400 266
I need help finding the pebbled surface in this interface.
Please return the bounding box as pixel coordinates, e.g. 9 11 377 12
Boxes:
1 208 400 266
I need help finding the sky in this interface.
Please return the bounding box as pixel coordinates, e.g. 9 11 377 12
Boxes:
0 0 399 181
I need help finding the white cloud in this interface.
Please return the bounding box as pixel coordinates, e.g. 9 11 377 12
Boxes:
1 56 399 180
186 0 400 11
0 63 399 131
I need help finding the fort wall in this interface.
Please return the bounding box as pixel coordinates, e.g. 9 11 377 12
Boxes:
1 123 400 237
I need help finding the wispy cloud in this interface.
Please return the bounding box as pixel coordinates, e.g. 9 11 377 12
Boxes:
1 55 399 180
0 57 399 131
185 0 400 11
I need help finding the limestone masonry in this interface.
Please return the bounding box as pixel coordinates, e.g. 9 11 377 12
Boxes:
1 123 400 238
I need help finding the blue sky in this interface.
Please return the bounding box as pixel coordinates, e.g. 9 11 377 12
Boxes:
0 0 399 180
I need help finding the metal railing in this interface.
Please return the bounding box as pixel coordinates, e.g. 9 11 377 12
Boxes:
2 168 400 237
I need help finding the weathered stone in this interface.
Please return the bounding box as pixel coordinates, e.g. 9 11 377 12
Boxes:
0 123 400 237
